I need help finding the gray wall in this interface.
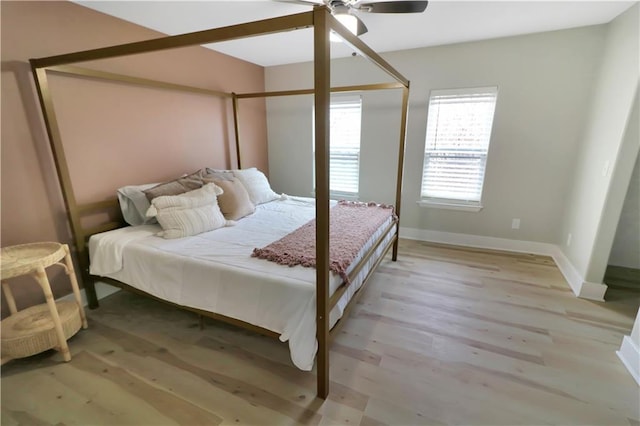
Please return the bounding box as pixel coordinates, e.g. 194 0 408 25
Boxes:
560 4 639 283
266 25 606 243
589 89 639 279
609 131 640 269
266 89 402 203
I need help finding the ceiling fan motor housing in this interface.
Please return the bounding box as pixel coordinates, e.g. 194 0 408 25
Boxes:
329 1 352 14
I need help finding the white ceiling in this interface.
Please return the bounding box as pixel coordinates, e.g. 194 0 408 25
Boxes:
76 1 636 67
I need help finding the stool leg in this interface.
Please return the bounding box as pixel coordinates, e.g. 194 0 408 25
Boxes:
2 281 18 315
63 245 88 329
34 267 71 362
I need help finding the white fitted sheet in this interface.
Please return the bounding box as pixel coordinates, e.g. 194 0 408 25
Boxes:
89 196 395 370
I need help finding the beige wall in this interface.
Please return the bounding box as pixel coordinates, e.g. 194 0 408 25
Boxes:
265 25 605 243
0 1 267 315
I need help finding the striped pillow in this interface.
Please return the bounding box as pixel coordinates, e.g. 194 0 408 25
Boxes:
146 183 232 239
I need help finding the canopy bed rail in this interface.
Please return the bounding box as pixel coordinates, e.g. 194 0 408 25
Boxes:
235 82 405 99
46 65 232 98
29 6 410 398
29 65 234 308
233 80 409 267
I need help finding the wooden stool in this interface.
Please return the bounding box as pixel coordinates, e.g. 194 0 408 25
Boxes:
1 242 88 363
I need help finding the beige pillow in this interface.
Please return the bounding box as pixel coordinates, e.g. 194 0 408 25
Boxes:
232 167 280 205
211 178 255 220
143 169 204 202
146 183 232 239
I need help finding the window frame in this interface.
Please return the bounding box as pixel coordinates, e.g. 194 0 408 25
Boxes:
313 94 363 200
419 86 498 212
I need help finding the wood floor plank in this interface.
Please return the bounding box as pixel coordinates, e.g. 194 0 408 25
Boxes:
71 351 224 425
0 409 52 426
89 321 323 425
363 396 446 426
2 239 638 425
194 335 370 412
78 334 299 425
354 309 547 365
330 351 551 425
2 361 169 425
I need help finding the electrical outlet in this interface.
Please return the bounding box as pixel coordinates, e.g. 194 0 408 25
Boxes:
511 218 520 229
602 161 610 177
567 233 572 246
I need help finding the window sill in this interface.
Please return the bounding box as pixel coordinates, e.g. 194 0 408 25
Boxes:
417 200 483 212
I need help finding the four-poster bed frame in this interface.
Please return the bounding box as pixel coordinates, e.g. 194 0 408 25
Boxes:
30 6 410 398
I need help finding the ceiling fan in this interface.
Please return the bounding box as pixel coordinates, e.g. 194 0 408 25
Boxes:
278 0 429 37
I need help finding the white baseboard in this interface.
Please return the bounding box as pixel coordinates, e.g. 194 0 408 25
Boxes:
399 227 556 256
547 246 607 301
578 281 609 301
399 227 607 301
617 335 640 386
548 245 584 296
58 281 120 307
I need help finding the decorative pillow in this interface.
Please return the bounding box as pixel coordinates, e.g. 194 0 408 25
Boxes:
208 178 255 220
146 183 231 239
232 168 280 205
143 170 204 202
117 182 160 226
204 168 234 181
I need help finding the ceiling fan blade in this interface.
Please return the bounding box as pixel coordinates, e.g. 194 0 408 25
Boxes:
354 15 368 36
272 0 324 6
359 1 428 13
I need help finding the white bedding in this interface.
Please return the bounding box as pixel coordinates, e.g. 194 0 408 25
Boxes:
89 196 395 370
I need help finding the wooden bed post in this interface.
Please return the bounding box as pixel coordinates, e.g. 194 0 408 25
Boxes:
392 85 410 261
231 93 242 169
30 63 99 309
313 6 331 399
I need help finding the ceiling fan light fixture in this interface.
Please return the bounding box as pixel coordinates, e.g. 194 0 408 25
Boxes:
330 13 358 42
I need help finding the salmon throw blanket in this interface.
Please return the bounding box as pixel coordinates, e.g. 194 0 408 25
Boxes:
252 200 396 283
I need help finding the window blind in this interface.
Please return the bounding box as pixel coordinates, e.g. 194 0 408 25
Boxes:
421 87 498 203
329 97 361 195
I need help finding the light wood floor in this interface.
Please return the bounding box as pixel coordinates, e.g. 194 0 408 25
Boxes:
2 240 639 425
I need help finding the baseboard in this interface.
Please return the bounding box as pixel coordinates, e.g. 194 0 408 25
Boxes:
58 281 120 307
399 227 607 301
617 335 640 386
548 246 607 301
578 281 608 301
546 245 583 296
399 227 556 256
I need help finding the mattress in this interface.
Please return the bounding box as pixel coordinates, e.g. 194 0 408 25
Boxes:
89 196 395 370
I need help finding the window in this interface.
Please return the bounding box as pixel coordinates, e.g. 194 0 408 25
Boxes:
330 97 361 196
314 96 362 197
420 87 498 210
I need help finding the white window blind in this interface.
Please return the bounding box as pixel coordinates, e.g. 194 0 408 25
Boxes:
329 97 361 196
421 87 498 204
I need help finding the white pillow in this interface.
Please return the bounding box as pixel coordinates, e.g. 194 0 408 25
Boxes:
117 182 159 226
233 168 279 205
146 183 232 239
